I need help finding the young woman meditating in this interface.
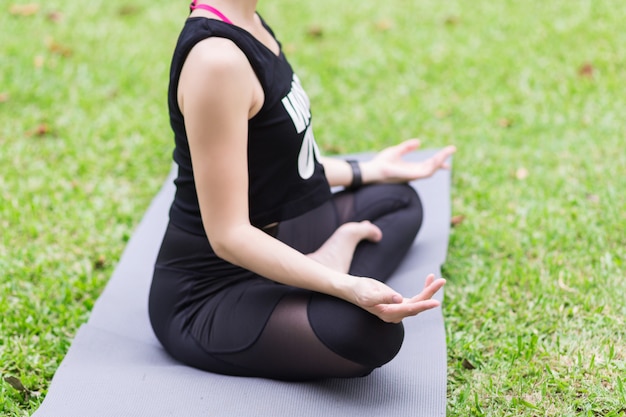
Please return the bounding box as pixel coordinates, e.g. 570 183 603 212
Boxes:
148 0 456 381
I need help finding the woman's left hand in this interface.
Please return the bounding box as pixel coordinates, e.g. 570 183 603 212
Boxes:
357 274 446 323
365 139 456 184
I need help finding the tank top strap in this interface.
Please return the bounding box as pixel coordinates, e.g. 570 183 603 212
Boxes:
189 1 233 25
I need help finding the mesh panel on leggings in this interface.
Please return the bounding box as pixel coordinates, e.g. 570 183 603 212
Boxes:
212 293 371 381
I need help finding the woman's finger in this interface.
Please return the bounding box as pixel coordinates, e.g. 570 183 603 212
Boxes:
399 138 421 153
410 278 446 302
373 299 442 323
424 273 435 287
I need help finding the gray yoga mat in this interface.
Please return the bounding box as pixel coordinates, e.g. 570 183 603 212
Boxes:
33 150 451 417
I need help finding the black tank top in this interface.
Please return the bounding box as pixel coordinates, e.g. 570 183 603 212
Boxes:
167 17 331 235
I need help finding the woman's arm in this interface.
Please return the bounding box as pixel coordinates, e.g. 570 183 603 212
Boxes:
180 38 342 293
178 39 444 323
320 139 456 188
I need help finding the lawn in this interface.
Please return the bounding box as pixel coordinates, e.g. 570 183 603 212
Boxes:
1 0 625 416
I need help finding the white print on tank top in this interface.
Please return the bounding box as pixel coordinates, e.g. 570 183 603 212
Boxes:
281 74 321 179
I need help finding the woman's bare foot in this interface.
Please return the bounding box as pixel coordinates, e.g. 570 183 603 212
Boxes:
307 221 382 273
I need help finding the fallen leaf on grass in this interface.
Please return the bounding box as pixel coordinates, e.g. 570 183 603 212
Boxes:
34 55 45 68
0 92 9 103
118 5 140 16
306 25 324 38
106 88 120 99
374 19 393 32
9 3 39 16
557 277 577 293
435 109 452 119
26 123 51 137
451 215 465 227
94 255 107 269
578 62 594 78
45 36 73 57
46 11 63 22
4 376 31 400
498 118 513 128
444 15 461 26
515 167 529 180
461 358 476 370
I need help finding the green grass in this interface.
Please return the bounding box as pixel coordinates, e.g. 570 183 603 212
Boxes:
1 0 625 415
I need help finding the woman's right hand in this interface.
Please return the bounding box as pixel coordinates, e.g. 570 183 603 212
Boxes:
349 274 446 323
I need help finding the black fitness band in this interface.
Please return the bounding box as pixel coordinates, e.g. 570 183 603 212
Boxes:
346 160 362 189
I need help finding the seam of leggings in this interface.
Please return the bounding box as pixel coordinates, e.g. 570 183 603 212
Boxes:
304 294 370 367
184 327 261 376
185 290 293 355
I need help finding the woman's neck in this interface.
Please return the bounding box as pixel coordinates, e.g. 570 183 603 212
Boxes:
190 0 279 56
191 0 259 25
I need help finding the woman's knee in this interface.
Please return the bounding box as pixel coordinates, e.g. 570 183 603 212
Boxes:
402 183 423 230
307 293 405 368
356 183 422 219
390 183 422 217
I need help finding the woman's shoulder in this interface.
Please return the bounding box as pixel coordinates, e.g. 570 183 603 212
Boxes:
183 36 252 84
189 36 246 63
178 36 258 114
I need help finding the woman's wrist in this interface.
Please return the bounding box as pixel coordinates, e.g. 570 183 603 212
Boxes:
327 272 359 305
358 160 384 185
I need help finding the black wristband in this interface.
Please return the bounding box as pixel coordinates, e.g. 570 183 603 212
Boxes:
346 160 362 189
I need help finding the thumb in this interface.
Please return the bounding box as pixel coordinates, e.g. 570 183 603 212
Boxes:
354 278 404 306
369 288 403 306
382 291 403 304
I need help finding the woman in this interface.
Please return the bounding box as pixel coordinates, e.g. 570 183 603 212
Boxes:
149 0 456 381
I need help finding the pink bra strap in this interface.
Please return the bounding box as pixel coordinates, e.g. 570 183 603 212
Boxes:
189 1 234 25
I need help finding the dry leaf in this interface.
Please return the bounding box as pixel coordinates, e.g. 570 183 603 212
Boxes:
4 376 27 392
515 167 529 180
586 193 600 203
444 15 460 26
45 36 73 57
46 11 63 22
10 3 39 16
4 375 31 400
435 109 452 119
451 215 465 227
94 255 106 269
34 55 45 68
35 124 50 135
461 358 476 370
374 19 393 32
27 123 51 137
578 62 594 78
0 92 9 103
498 118 513 128
306 25 324 38
118 5 140 16
558 277 577 293
106 88 119 99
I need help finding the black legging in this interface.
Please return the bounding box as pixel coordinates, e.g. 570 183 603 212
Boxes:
148 183 423 381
